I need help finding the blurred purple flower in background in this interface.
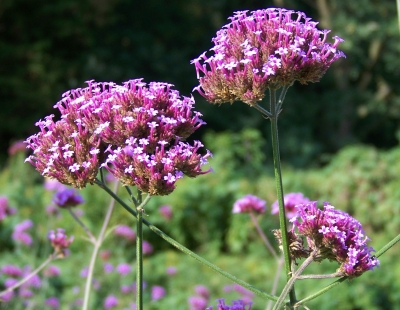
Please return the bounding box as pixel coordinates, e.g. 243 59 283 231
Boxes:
151 285 166 301
12 220 33 246
159 204 173 221
45 297 60 309
233 195 266 214
80 267 89 278
1 265 23 277
104 295 119 309
143 240 153 255
114 225 136 241
166 266 177 276
116 263 132 276
103 262 114 274
53 188 84 208
43 265 61 277
195 285 210 300
189 296 208 310
271 192 310 219
0 196 16 221
44 179 66 192
19 288 33 299
8 140 26 156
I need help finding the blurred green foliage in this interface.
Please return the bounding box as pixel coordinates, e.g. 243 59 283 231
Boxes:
1 129 399 308
1 0 399 166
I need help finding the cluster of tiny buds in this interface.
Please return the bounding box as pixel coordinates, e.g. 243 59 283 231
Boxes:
290 201 379 277
192 8 345 105
25 79 211 195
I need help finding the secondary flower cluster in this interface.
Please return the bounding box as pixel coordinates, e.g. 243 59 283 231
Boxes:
192 8 345 105
25 79 211 195
232 195 266 214
48 228 74 257
271 192 310 219
290 201 379 277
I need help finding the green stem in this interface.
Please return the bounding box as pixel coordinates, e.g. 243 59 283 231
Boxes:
254 104 273 118
375 233 400 258
273 249 318 310
294 277 347 307
266 256 284 310
268 88 295 304
67 208 96 243
136 191 144 310
82 181 118 310
249 211 279 260
296 272 341 280
94 179 278 301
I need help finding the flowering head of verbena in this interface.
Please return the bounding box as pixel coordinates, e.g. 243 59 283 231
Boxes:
192 8 345 106
290 201 380 278
25 80 212 195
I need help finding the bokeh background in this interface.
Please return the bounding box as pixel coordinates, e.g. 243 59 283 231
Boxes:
0 0 399 309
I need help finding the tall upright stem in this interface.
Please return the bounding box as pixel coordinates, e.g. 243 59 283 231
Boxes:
268 88 296 306
136 193 144 310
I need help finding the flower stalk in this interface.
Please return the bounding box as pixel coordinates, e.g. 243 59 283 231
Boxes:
82 181 118 310
135 190 150 310
95 178 278 302
268 88 296 305
0 255 54 299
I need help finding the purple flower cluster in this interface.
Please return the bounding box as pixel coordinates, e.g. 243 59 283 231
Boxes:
151 285 166 301
0 264 43 303
114 225 136 241
188 285 210 310
25 80 212 195
104 295 119 309
48 228 74 257
52 188 85 208
290 201 380 277
192 8 345 105
271 192 310 219
232 195 266 214
12 220 33 246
